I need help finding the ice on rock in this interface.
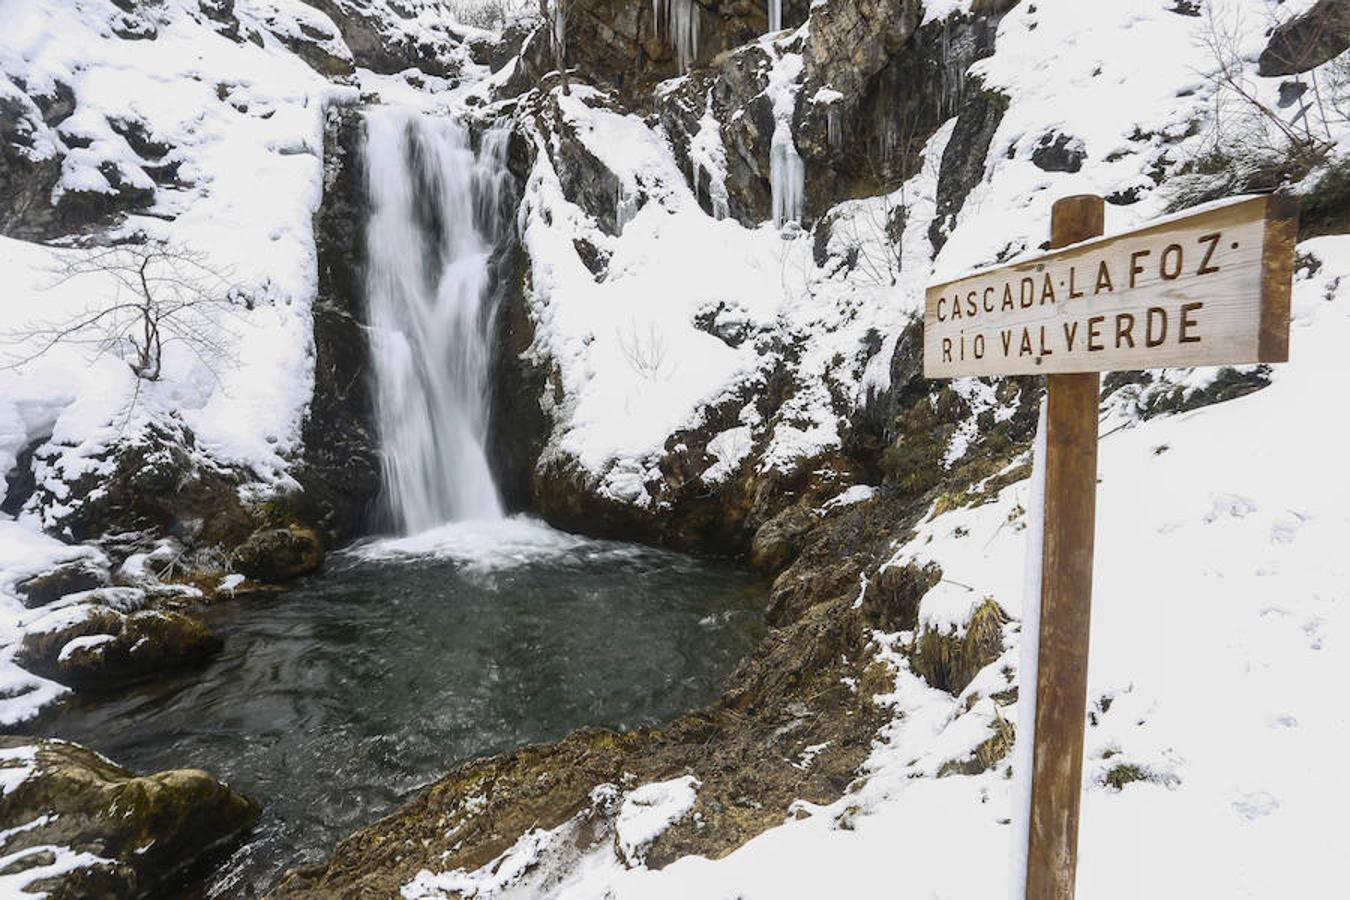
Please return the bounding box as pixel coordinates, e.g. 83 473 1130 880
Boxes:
687 96 731 220
767 53 806 228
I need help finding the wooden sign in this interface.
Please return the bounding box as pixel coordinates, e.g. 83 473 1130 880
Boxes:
919 193 1297 900
923 195 1298 378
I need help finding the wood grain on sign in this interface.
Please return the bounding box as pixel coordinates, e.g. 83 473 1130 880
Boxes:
923 194 1298 378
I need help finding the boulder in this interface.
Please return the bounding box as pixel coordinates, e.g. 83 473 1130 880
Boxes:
749 504 817 574
1258 0 1350 76
232 526 324 582
25 416 255 548
17 604 221 690
1030 131 1087 173
0 737 259 899
14 559 109 609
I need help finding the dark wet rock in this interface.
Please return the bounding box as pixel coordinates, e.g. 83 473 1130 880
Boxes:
0 77 182 240
539 92 630 236
796 0 1009 221
200 0 242 40
559 0 768 93
0 736 259 899
661 44 777 225
293 105 383 542
0 93 65 241
2 436 45 518
267 8 356 78
17 605 221 690
487 234 552 513
232 526 324 582
928 86 1008 254
1031 131 1086 173
803 0 923 103
15 560 110 610
1258 0 1350 76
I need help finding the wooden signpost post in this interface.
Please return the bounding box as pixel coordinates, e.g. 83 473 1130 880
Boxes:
922 193 1298 899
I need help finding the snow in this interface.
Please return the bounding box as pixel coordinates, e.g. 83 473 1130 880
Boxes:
0 0 350 511
615 775 701 866
57 632 117 663
687 95 731 220
818 484 875 512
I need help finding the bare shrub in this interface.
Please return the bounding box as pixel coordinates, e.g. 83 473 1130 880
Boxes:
1168 2 1346 210
3 240 242 384
617 319 675 382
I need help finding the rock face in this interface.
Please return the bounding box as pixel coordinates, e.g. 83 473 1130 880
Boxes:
293 105 384 541
0 71 182 240
560 0 770 92
0 737 259 899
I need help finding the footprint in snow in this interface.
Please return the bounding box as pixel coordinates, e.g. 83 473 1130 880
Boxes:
1203 493 1257 523
1232 791 1279 821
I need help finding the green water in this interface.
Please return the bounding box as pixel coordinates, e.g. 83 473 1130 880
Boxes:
37 519 766 897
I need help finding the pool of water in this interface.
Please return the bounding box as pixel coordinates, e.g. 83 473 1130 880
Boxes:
36 519 766 897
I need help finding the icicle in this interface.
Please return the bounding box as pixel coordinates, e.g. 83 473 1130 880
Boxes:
827 105 841 150
767 53 806 229
770 128 804 228
767 0 781 32
652 0 700 73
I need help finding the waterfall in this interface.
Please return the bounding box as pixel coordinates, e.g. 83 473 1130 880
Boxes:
362 108 510 532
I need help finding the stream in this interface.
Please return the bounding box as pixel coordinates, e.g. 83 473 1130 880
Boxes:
37 518 766 897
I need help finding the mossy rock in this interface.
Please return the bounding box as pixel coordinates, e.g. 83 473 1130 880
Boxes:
749 505 818 574
17 605 221 690
232 525 324 582
0 737 259 899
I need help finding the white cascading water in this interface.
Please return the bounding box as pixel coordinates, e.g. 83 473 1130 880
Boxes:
362 108 510 532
